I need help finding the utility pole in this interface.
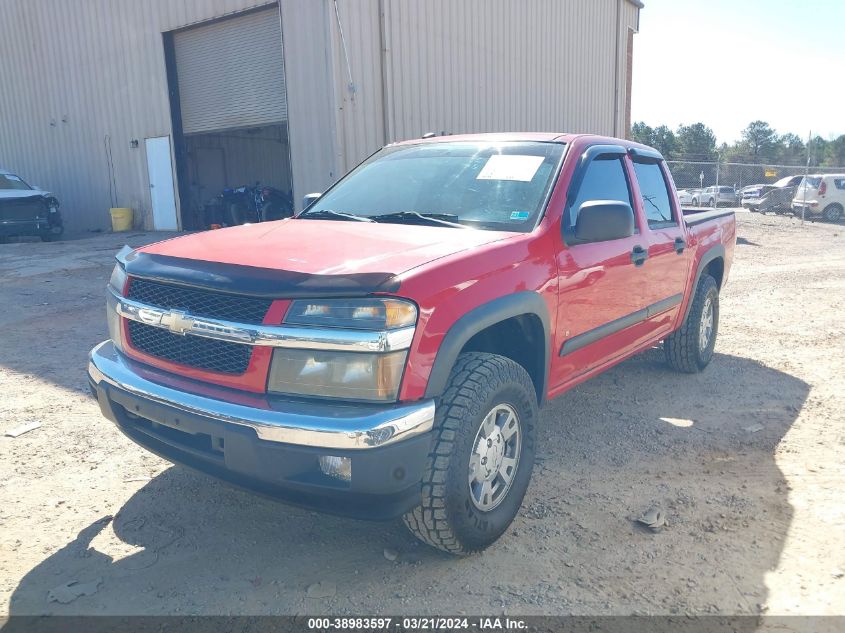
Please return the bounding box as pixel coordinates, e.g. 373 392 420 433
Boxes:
714 154 720 209
802 131 811 226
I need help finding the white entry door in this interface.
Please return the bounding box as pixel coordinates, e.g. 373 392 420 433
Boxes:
145 136 179 230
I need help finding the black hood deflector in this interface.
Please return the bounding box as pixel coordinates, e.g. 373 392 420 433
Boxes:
118 249 400 298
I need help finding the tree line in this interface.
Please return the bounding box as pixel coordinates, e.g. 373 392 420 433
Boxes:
631 120 845 167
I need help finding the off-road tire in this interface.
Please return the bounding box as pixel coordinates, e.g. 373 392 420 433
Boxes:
403 352 537 555
664 274 719 373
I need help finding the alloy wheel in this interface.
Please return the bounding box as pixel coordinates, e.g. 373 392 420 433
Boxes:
699 295 714 352
468 403 521 512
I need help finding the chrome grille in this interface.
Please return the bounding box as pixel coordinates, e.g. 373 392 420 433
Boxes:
127 320 252 375
127 278 271 324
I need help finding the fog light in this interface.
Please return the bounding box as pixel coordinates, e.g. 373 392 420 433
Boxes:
319 455 352 482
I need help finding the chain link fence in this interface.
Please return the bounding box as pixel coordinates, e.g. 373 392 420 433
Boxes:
666 160 845 211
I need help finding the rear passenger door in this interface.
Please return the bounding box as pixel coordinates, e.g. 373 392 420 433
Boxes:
629 153 690 337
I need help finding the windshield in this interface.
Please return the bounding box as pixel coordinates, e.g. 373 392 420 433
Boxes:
801 176 822 189
304 141 566 231
0 173 32 191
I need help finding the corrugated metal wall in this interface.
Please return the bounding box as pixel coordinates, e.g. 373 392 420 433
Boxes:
279 1 338 200
0 0 330 231
0 0 638 230
325 0 386 175
330 0 640 170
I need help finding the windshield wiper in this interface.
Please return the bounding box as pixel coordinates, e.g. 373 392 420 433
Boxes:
297 209 374 222
371 211 469 229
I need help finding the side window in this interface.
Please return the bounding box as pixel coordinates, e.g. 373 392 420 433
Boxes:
567 156 633 234
833 178 845 190
632 160 676 229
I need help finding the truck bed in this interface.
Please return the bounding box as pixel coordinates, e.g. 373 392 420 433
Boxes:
681 208 735 226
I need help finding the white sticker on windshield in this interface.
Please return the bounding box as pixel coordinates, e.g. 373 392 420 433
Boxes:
476 155 544 182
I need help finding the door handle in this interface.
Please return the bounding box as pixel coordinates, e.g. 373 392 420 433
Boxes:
674 237 686 254
631 245 648 267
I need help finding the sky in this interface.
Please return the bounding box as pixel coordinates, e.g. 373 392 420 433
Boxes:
631 0 845 145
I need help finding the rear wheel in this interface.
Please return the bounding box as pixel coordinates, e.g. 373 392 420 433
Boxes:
708 197 715 207
403 352 537 555
664 274 719 373
822 204 843 222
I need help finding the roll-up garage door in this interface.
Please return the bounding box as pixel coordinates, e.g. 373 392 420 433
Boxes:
174 7 287 135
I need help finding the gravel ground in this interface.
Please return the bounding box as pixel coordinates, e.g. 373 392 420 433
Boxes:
0 212 843 617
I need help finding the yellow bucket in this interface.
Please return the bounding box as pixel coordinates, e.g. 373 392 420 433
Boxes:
109 207 133 232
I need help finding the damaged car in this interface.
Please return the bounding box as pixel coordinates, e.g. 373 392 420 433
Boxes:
0 169 63 242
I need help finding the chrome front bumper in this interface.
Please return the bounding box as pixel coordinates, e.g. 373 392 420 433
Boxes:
87 341 435 450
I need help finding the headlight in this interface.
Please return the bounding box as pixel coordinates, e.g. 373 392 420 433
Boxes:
107 264 128 351
284 298 417 330
270 298 416 401
268 348 407 401
109 263 128 294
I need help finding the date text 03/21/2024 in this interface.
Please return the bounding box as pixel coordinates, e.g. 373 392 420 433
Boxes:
306 617 528 630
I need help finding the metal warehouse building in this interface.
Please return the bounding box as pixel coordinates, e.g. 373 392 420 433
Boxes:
0 0 641 233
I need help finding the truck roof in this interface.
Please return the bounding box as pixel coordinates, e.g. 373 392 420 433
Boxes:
390 132 578 146
389 133 659 155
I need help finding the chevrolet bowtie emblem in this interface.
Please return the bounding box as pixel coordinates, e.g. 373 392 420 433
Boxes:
165 310 195 335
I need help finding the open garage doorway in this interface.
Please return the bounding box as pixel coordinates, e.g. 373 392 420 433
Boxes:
164 5 293 230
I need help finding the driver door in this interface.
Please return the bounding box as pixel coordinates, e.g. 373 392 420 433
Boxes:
549 146 652 392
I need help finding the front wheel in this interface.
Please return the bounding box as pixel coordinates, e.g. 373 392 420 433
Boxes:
403 352 537 555
664 274 719 373
39 226 63 242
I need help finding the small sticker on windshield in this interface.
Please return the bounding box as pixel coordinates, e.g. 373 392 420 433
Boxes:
477 155 544 182
509 211 530 221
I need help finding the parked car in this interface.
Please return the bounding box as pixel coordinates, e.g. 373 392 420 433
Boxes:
88 133 736 555
745 175 804 213
792 174 845 221
677 188 698 205
692 186 737 207
740 184 775 207
0 169 63 241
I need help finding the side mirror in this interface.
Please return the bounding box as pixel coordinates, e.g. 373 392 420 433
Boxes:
574 200 634 243
302 192 322 210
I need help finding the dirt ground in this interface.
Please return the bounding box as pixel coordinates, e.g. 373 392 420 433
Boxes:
1 211 843 618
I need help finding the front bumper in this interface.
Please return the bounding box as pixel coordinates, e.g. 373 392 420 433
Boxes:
87 341 435 519
0 218 48 237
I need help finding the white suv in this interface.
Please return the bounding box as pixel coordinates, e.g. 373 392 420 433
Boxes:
692 186 738 207
792 174 845 221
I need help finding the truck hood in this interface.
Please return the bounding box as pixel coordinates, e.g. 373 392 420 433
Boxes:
0 190 50 201
139 218 517 279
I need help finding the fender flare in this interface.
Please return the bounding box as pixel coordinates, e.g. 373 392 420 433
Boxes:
423 291 551 403
682 244 725 322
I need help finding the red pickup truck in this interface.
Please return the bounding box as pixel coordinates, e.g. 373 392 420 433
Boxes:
88 133 735 555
